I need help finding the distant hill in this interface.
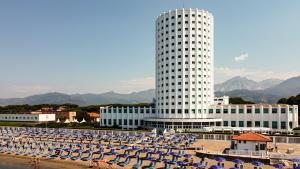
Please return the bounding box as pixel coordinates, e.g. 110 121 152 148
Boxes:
216 75 300 103
215 76 283 92
264 76 300 97
1 75 300 105
0 89 155 106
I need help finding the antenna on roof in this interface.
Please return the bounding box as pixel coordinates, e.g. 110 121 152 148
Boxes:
182 0 185 8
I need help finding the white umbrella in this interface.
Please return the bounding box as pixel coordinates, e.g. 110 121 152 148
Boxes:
73 119 79 123
80 118 86 123
163 129 167 135
56 119 60 123
64 119 70 124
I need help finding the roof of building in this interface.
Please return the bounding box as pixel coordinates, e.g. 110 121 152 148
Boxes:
88 112 100 118
232 132 272 142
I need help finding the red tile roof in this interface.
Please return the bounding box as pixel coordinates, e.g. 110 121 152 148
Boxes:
232 132 272 142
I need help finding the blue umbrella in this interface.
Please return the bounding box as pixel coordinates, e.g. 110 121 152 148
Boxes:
184 154 192 158
252 161 263 166
295 166 300 169
233 159 244 164
163 159 171 163
169 151 178 156
209 165 222 169
273 163 284 168
292 158 300 162
149 157 157 161
177 161 188 166
215 156 225 162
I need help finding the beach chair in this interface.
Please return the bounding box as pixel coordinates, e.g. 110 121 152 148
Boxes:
107 155 121 164
133 158 143 169
118 156 131 167
70 149 82 161
144 160 157 169
140 152 152 160
60 149 72 160
92 153 104 162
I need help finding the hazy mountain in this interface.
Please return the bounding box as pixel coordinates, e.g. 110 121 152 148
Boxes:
215 76 283 92
0 75 299 105
216 76 300 103
0 89 155 106
215 90 280 103
264 76 300 97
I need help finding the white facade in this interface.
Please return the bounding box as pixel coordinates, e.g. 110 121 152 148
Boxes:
156 8 214 119
0 114 56 122
100 106 155 129
100 104 298 132
208 104 298 132
214 96 229 105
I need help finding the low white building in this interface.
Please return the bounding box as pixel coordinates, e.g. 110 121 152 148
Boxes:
0 114 56 122
229 132 272 157
100 104 298 133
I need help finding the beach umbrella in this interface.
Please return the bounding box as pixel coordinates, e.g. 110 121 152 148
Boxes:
292 158 300 162
163 159 171 163
157 150 166 155
273 163 284 168
177 161 188 166
295 166 300 169
73 119 79 123
80 118 86 123
184 154 192 158
169 151 178 156
233 159 244 164
209 165 222 169
252 161 263 166
64 119 70 124
215 156 225 162
56 119 60 123
149 157 157 161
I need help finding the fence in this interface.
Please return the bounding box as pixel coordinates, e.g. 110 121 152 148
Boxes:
228 150 267 158
198 133 300 144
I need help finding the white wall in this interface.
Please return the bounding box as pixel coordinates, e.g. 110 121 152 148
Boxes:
0 114 56 122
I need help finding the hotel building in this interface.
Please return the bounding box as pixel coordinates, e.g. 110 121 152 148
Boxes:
100 8 298 133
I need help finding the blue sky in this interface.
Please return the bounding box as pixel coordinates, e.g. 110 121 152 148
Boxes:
0 0 300 98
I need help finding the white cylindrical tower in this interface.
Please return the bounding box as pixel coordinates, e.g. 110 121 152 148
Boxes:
155 8 214 119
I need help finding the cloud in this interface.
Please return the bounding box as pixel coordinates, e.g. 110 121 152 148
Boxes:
215 67 300 83
234 53 249 62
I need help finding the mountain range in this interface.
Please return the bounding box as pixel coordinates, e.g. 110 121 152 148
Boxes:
215 76 283 92
215 76 300 103
0 75 300 106
0 89 155 106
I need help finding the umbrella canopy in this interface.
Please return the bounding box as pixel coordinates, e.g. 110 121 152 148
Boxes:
149 157 157 161
292 158 300 162
215 156 225 162
295 166 300 169
80 118 86 123
64 119 70 123
209 165 222 169
252 161 263 166
273 163 284 169
233 159 244 164
56 119 60 123
184 154 192 158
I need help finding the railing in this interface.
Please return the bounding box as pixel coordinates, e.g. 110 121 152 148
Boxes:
228 150 267 158
198 133 300 144
269 153 300 160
